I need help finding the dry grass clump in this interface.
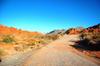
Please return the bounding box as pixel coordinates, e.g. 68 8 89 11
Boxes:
0 34 50 57
45 34 60 40
2 35 15 43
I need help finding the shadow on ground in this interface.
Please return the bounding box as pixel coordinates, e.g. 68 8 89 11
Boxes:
70 39 100 51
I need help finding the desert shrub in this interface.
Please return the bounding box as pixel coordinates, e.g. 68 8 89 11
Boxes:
2 35 14 43
79 32 100 50
79 33 85 40
39 40 48 44
32 35 44 39
30 42 37 46
45 35 59 40
31 42 36 45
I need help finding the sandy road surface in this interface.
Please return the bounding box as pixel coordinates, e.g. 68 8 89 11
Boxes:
0 49 39 66
21 35 99 66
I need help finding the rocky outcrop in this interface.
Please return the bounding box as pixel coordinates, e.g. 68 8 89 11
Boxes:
47 23 100 35
66 27 84 35
66 23 100 35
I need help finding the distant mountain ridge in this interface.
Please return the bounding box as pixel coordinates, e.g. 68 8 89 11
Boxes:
0 23 100 36
47 23 100 35
87 23 100 29
47 29 66 35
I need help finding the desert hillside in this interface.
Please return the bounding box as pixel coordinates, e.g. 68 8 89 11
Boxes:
0 24 100 66
0 25 51 60
0 25 43 35
46 24 100 40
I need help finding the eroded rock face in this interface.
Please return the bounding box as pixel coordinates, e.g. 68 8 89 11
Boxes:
67 29 80 34
66 27 83 35
67 28 100 35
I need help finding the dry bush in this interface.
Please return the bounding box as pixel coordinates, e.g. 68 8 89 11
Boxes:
45 35 59 40
2 35 15 43
79 32 100 50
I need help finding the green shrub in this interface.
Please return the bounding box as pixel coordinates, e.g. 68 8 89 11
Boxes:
2 35 14 43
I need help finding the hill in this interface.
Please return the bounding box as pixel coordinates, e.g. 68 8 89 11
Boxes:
0 25 50 61
0 25 42 36
67 24 100 34
47 23 100 36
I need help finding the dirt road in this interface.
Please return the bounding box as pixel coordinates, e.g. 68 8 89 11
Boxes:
0 35 99 66
21 35 99 66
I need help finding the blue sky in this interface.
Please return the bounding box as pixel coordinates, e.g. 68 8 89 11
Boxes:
0 0 100 33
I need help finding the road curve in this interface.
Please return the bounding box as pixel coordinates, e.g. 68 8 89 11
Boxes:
21 35 99 66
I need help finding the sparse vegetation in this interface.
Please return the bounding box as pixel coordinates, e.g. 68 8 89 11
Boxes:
72 32 100 51
2 35 15 43
0 24 99 62
45 34 60 40
71 29 100 59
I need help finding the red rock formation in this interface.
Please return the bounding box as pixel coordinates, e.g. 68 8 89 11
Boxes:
67 24 100 35
67 28 82 35
0 25 43 36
